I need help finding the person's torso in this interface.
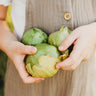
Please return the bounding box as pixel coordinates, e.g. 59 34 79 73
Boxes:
5 1 96 96
11 0 96 40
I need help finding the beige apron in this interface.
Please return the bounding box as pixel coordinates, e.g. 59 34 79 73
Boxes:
5 0 96 96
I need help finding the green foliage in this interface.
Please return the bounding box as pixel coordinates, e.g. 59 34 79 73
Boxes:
0 51 7 80
0 50 7 96
0 87 4 96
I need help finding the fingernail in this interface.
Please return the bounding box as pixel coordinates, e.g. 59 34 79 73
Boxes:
59 46 64 50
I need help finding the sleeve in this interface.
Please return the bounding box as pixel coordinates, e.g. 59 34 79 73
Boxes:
0 0 12 6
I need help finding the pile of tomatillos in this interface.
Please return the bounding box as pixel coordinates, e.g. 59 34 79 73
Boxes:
22 26 72 78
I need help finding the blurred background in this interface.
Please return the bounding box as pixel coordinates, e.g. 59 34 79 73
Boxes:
0 6 14 96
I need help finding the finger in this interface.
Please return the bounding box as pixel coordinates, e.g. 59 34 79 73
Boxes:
56 57 73 69
21 45 37 55
56 40 82 69
58 30 79 52
22 76 44 84
15 60 44 84
61 56 83 71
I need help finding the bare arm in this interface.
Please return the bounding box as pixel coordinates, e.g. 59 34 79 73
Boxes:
0 5 16 52
0 5 8 20
0 5 44 83
0 5 16 51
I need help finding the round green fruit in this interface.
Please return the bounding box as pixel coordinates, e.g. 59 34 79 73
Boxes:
48 26 71 47
26 43 60 78
22 28 48 46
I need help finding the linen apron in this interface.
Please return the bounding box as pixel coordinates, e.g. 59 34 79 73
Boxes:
5 0 96 96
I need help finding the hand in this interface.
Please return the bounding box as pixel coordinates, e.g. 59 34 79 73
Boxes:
0 21 44 84
56 23 96 70
5 40 44 84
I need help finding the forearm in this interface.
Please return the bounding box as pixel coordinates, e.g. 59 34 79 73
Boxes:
0 20 17 53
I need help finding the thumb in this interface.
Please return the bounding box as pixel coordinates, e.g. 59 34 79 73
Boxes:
58 31 79 52
21 45 37 55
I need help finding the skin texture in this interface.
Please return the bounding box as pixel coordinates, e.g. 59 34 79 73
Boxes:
0 5 44 84
0 5 96 84
56 23 96 70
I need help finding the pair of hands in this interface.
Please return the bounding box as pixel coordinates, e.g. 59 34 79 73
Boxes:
7 23 96 84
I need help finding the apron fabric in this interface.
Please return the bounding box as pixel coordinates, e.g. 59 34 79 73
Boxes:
5 0 96 96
